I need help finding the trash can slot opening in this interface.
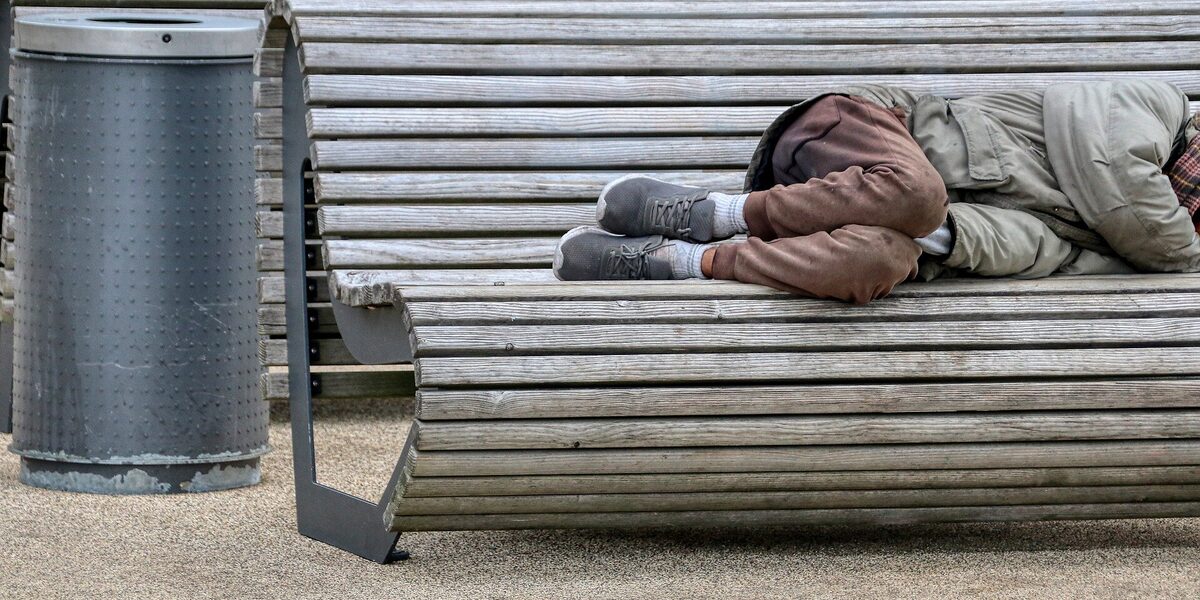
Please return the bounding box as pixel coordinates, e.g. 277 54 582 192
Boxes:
86 17 202 25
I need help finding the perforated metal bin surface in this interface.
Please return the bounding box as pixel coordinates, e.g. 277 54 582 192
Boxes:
7 14 266 494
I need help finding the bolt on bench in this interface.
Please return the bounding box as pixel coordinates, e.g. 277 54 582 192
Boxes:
261 0 1200 562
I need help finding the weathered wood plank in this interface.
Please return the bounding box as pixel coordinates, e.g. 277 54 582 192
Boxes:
409 440 1200 477
318 204 594 235
259 337 356 366
305 71 1200 106
323 238 559 269
258 273 329 304
254 47 283 77
392 484 1200 517
283 1 1200 19
255 177 283 206
330 269 557 307
311 137 757 169
414 411 1200 451
308 107 786 137
412 318 1200 356
387 502 1200 532
314 171 744 203
254 78 283 109
255 210 282 238
336 272 1200 307
310 99 1188 137
255 142 283 171
416 379 1200 420
258 369 415 401
401 466 1200 498
257 304 334 335
254 109 283 139
257 240 322 271
415 347 1200 387
294 15 1200 44
298 42 1200 75
401 293 1200 327
2 212 14 241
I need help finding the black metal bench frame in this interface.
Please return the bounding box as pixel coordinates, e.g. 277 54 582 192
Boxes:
281 36 413 564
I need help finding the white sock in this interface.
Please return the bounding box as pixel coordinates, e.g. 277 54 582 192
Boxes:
707 192 749 238
667 241 714 279
914 221 954 256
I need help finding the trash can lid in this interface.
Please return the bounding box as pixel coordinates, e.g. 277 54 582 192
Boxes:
14 13 260 59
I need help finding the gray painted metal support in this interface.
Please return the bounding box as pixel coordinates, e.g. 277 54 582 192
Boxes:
282 33 407 564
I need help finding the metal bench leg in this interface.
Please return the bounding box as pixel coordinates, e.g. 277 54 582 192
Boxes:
282 32 407 564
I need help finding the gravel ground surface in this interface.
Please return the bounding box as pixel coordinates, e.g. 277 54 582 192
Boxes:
3 399 1200 600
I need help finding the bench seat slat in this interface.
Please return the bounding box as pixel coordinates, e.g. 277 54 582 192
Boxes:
292 15 1200 44
391 485 1200 517
402 466 1200 498
307 103 1200 137
330 269 557 307
414 347 1200 387
386 502 1200 532
327 273 1200 307
412 411 1200 451
415 379 1200 420
318 205 593 235
410 318 1200 356
305 72 1200 106
299 42 1200 75
401 293 1200 326
409 440 1200 478
312 103 1200 137
315 171 744 203
308 107 787 137
312 137 757 169
389 274 1200 302
323 238 559 268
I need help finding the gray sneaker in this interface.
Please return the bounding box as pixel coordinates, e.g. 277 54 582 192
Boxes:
596 174 720 242
553 226 677 281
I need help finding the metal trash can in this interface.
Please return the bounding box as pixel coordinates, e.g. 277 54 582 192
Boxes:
8 14 266 493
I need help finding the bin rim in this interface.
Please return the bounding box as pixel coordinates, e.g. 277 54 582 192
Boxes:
14 12 260 59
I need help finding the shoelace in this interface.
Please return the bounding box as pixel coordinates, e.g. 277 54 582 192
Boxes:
605 238 669 279
647 196 695 237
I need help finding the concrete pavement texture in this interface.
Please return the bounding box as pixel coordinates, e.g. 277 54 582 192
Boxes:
2 399 1200 600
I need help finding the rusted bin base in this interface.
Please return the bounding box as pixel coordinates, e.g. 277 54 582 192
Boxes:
19 456 262 495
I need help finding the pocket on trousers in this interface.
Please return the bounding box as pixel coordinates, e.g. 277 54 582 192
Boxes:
947 103 1008 185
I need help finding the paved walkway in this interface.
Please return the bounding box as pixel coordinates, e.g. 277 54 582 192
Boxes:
3 400 1200 599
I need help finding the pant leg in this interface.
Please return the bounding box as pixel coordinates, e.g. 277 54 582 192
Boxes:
710 225 922 305
746 94 948 240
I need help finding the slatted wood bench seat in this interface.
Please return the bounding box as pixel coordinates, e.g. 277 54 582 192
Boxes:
382 278 1200 532
262 0 1200 562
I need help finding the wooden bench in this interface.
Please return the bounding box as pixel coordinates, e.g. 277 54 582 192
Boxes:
262 0 1200 562
0 0 269 432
